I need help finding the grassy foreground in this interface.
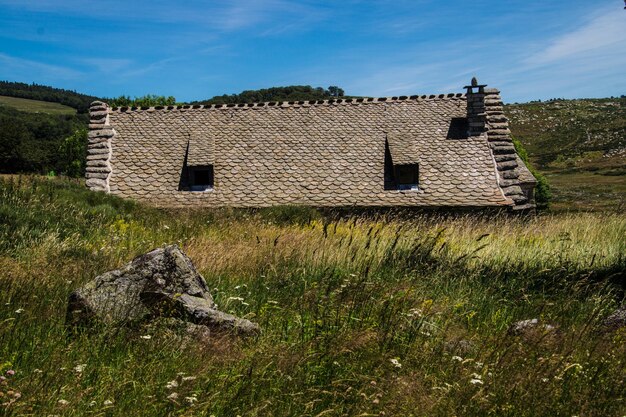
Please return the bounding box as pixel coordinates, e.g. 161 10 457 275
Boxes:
0 176 625 417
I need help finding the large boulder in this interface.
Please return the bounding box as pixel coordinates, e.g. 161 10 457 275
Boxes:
67 245 259 336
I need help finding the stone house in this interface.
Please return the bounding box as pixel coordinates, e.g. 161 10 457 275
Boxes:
86 80 536 210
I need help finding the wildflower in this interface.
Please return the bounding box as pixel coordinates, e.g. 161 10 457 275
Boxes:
33 369 43 374
166 380 178 389
58 399 69 406
470 373 483 385
167 392 179 401
451 356 463 362
227 296 244 302
103 399 114 406
185 395 198 404
140 335 152 340
390 358 402 368
163 225 170 230
6 370 15 376
73 364 86 373
182 376 197 382
15 308 24 314
89 400 97 407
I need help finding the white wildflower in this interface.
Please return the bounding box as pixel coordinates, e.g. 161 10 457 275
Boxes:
470 373 483 385
88 400 97 407
165 380 179 389
390 358 402 368
103 399 114 406
451 356 463 362
15 308 24 314
167 392 179 401
33 368 43 374
74 364 86 373
140 335 152 340
163 225 170 230
185 395 198 404
182 376 197 382
227 296 244 302
57 399 69 406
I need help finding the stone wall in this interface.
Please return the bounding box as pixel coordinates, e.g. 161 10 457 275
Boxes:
85 101 113 192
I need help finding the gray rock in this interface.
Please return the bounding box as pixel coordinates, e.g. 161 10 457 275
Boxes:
508 319 556 336
602 305 626 331
67 245 259 336
444 339 475 355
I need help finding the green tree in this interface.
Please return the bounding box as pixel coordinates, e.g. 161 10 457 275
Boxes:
0 116 30 172
327 86 345 97
108 95 177 107
59 128 87 177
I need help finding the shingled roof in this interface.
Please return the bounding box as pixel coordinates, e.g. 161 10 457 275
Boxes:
85 84 536 210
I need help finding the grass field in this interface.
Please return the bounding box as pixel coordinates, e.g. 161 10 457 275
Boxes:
0 176 625 416
0 95 77 115
546 170 626 212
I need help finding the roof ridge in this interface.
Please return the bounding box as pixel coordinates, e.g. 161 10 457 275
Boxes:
102 93 467 113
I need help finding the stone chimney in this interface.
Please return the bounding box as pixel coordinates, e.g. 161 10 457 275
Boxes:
86 101 113 192
464 77 488 136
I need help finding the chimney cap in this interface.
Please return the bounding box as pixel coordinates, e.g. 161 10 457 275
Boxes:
463 77 487 93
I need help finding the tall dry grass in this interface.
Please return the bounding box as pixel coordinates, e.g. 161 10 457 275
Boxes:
0 176 624 417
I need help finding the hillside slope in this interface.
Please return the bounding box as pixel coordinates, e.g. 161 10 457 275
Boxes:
0 81 98 113
505 98 626 172
505 98 626 211
0 95 77 115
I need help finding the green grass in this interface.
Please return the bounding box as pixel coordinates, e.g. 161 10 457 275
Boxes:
0 95 77 115
546 170 626 212
1 176 625 417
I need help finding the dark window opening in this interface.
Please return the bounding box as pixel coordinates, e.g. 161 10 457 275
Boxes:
384 139 419 190
394 164 419 190
189 165 214 191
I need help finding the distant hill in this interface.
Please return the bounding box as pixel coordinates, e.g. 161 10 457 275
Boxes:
505 98 626 173
0 95 77 115
0 81 98 113
193 85 345 105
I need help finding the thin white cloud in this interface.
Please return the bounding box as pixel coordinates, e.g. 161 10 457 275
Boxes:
527 8 626 65
0 0 324 32
0 53 82 79
80 58 133 73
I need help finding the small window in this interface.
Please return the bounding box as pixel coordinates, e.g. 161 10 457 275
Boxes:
384 138 419 191
189 165 214 191
394 164 419 190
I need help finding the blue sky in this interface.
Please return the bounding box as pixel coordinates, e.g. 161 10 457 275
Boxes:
0 0 624 103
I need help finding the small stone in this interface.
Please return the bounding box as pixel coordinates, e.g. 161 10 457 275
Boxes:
602 305 626 331
508 319 556 336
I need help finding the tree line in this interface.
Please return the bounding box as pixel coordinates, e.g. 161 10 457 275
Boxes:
0 81 99 114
